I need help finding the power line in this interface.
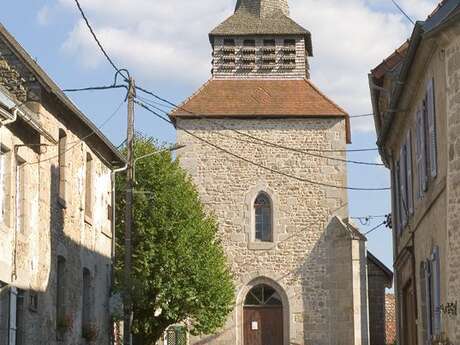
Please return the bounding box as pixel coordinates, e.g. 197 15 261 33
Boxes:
25 100 125 166
63 84 127 93
364 221 387 236
391 0 416 25
74 0 129 80
349 113 374 118
136 95 383 166
135 99 391 192
134 93 379 156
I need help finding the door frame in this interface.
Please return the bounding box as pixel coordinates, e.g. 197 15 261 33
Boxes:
235 276 290 345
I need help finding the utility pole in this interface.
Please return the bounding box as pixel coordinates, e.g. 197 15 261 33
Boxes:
123 77 135 345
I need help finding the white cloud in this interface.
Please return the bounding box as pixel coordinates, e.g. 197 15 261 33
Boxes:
37 5 51 26
52 0 439 132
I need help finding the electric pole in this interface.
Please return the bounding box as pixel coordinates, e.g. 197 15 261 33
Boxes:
124 77 135 345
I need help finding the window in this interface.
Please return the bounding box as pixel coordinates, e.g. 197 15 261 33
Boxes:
254 193 272 242
420 247 441 344
396 132 414 233
244 285 282 306
15 157 25 234
416 79 437 199
82 269 91 331
58 130 67 204
284 39 296 47
56 256 67 339
85 153 93 220
263 39 276 47
0 148 10 226
0 285 21 345
223 39 235 47
243 39 255 47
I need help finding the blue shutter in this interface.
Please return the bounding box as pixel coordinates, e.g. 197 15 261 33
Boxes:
394 161 402 234
8 288 16 345
0 285 8 345
421 101 429 192
415 107 424 199
400 145 408 227
427 79 437 178
406 132 414 215
424 260 433 343
432 247 441 337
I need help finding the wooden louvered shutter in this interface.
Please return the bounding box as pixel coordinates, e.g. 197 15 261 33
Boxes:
416 108 424 199
432 247 441 337
422 100 429 192
395 161 402 234
406 132 414 215
400 145 408 227
420 261 429 344
0 285 8 345
427 79 437 178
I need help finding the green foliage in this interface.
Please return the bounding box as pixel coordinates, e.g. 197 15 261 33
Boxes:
115 135 235 344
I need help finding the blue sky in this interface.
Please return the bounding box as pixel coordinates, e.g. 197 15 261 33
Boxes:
0 0 441 270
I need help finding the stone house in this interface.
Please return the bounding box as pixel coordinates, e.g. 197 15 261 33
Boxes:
369 1 460 344
367 253 393 345
0 24 125 345
169 0 389 344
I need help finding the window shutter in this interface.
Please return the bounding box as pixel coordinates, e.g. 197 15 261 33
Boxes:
399 146 408 227
8 287 16 345
420 262 429 344
425 261 433 343
422 101 429 192
0 285 9 345
394 161 402 234
427 79 437 178
416 108 424 199
406 132 414 215
432 247 441 337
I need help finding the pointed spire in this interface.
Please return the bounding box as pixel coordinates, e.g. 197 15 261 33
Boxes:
235 0 290 17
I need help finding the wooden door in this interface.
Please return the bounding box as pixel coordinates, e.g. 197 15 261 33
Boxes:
244 307 283 345
403 282 417 345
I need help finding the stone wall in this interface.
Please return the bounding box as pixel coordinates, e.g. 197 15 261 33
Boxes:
177 117 369 345
446 33 460 345
0 41 114 345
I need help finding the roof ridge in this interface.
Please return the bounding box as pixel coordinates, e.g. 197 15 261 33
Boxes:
303 79 348 116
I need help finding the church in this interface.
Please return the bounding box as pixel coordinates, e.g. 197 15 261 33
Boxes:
171 1 376 344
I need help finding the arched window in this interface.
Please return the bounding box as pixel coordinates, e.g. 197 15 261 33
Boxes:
244 284 282 306
254 193 272 242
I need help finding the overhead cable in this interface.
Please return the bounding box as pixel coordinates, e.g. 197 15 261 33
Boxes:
135 99 391 192
136 95 383 166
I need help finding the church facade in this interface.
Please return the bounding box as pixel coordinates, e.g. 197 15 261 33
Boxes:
171 1 370 344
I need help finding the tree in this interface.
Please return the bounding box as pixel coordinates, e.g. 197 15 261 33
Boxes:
115 135 235 344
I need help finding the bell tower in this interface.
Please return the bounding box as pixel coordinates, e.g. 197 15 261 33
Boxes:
210 0 312 79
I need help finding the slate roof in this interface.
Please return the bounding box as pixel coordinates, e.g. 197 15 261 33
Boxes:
170 79 351 143
210 2 313 56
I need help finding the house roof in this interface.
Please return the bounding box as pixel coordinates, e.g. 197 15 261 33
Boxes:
0 24 125 167
170 79 351 143
209 1 313 56
367 251 394 287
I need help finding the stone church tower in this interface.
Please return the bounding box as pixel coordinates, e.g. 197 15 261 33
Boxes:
171 1 370 344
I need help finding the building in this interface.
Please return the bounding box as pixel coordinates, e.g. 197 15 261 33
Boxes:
385 294 396 345
171 0 378 344
367 253 393 345
0 24 124 345
369 2 460 344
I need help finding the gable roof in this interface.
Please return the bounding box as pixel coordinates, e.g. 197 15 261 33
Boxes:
367 251 394 286
0 24 125 167
170 79 351 143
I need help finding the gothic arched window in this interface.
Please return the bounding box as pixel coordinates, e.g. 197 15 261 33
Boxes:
254 193 272 242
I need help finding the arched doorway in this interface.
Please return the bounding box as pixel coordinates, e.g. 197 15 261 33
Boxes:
243 284 283 345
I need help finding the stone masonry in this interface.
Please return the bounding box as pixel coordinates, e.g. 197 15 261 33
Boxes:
176 118 369 345
0 25 122 345
446 32 460 345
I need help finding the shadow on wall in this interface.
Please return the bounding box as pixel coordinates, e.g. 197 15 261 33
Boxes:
0 164 113 345
190 217 367 345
